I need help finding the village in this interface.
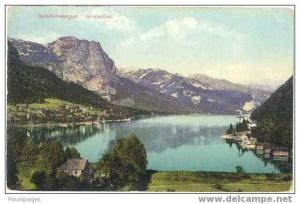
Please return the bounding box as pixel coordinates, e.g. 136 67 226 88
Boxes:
6 98 142 127
221 111 289 161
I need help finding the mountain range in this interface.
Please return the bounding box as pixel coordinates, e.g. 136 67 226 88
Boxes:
9 36 272 114
119 68 271 113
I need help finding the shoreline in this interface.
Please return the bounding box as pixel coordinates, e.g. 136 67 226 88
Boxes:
8 113 238 128
144 169 292 175
7 114 159 128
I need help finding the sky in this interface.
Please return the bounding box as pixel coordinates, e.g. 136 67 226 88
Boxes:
7 6 294 87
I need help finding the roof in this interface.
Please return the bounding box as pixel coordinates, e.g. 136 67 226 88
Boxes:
57 159 88 170
273 147 289 151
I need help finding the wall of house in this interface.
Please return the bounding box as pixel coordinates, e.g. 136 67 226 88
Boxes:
72 170 82 177
60 169 83 177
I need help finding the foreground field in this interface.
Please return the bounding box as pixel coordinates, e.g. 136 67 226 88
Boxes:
146 171 292 192
13 170 292 192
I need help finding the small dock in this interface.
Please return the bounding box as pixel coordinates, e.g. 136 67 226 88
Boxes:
272 147 289 161
255 143 289 161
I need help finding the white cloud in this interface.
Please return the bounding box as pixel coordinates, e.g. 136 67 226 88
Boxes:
119 16 241 51
140 17 238 41
113 16 247 79
139 17 201 41
163 17 197 39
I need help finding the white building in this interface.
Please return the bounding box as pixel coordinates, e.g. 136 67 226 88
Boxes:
248 122 257 129
237 110 248 123
237 115 246 124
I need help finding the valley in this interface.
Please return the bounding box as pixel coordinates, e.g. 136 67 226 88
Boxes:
6 36 293 192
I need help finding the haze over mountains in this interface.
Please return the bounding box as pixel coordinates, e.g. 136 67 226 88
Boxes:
9 36 273 114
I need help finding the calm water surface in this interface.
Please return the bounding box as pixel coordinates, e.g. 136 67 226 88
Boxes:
24 115 287 173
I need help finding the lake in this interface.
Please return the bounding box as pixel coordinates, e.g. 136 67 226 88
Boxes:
22 115 288 173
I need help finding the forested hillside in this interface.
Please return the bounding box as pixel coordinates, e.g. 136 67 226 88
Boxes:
251 77 293 149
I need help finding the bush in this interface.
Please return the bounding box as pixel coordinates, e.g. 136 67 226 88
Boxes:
31 170 47 189
64 146 81 161
283 175 292 181
214 183 223 190
236 166 245 174
55 173 81 191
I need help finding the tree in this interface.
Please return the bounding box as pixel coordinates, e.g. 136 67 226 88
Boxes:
7 156 18 188
235 120 249 132
94 152 125 189
39 141 64 170
31 170 47 189
64 146 81 161
6 128 27 188
95 134 147 190
20 139 39 173
226 124 234 134
114 135 147 178
241 120 249 131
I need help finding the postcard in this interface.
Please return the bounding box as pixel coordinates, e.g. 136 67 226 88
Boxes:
6 5 294 193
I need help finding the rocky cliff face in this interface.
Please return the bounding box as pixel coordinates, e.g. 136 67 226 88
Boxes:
48 37 118 97
10 37 119 100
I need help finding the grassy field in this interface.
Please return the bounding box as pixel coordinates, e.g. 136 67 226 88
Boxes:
146 171 292 192
12 170 292 192
29 98 76 109
23 97 99 114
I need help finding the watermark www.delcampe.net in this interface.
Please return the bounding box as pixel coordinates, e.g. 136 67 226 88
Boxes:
198 195 293 203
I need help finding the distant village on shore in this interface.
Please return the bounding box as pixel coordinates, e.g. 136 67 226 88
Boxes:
222 111 289 162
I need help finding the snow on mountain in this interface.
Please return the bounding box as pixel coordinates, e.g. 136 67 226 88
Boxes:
119 68 272 113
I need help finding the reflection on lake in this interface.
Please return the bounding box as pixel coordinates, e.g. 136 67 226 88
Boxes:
18 115 291 173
